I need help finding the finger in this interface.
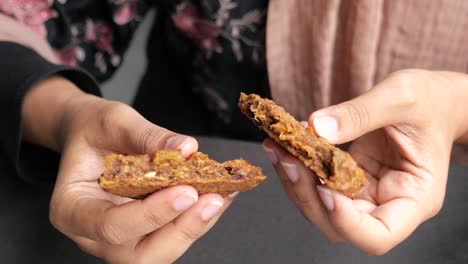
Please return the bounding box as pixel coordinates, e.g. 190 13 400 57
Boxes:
353 199 377 213
263 139 299 203
97 103 198 156
262 139 299 203
63 185 199 245
317 185 422 255
309 75 418 144
263 139 345 242
262 138 280 165
134 194 233 263
123 118 198 157
72 236 103 258
279 154 345 242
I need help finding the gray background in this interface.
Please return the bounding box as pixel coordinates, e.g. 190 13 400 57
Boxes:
101 11 155 104
2 138 468 264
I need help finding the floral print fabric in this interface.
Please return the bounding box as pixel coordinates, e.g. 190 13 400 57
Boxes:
1 0 269 132
1 0 266 80
1 0 145 80
172 1 265 63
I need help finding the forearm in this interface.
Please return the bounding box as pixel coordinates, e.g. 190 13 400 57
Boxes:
22 76 98 152
0 41 100 178
447 71 468 145
1 15 102 153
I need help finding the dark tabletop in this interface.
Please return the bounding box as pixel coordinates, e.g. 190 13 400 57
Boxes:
1 137 467 264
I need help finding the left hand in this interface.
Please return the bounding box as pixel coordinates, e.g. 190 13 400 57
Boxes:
263 69 468 255
48 96 234 263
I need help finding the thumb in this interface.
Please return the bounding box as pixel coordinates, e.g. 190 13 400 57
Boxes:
114 107 198 156
128 123 198 157
309 84 416 144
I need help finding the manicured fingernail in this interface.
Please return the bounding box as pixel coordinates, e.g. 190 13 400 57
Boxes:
173 192 198 211
262 145 278 165
317 185 334 211
281 162 299 183
165 136 194 155
228 192 239 199
313 115 338 140
201 200 224 221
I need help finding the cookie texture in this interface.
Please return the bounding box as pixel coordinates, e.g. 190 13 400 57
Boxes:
99 150 267 199
239 93 368 197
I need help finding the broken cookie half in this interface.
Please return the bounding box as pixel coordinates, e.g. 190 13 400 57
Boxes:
238 93 368 197
99 150 267 199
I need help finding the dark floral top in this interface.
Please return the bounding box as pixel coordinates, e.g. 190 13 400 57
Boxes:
1 0 270 140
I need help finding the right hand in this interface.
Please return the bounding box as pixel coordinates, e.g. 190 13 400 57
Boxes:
48 93 235 263
263 69 468 255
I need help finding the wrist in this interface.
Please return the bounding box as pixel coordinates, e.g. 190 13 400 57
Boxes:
442 71 468 145
22 76 96 151
57 89 104 150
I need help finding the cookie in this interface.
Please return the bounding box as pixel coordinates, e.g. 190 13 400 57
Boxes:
99 149 267 199
238 93 368 197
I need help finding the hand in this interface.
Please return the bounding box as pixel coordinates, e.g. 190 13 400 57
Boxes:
48 95 235 263
263 69 468 255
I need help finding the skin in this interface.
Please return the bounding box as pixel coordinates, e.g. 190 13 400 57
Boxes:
263 69 468 255
23 76 236 263
1 12 235 263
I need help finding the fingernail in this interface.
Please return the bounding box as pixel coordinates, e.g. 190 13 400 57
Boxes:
165 135 188 149
228 192 239 199
165 136 193 155
173 192 198 211
201 200 224 221
317 185 334 211
262 145 278 165
313 115 338 140
281 162 299 183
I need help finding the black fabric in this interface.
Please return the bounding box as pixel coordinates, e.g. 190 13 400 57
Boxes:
133 3 270 141
0 0 270 185
2 0 270 141
0 42 100 183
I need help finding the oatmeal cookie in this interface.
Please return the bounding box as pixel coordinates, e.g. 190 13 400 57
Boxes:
99 150 267 199
239 93 368 197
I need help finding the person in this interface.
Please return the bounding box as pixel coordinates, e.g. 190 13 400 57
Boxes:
0 0 467 262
